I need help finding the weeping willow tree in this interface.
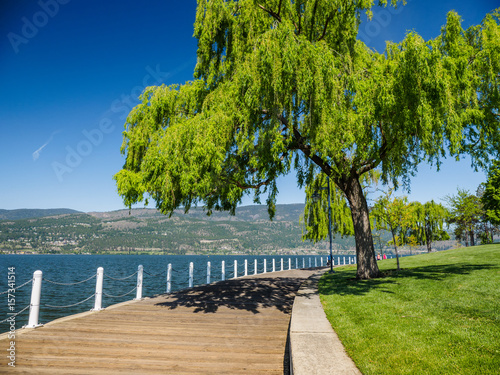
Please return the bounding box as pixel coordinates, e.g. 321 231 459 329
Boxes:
114 1 500 279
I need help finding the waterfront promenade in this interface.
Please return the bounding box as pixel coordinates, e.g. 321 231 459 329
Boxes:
1 268 327 374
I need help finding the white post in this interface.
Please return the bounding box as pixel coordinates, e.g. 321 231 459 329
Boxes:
315 258 318 267
135 265 143 300
264 259 267 273
296 258 298 269
92 267 104 311
254 259 258 275
302 258 305 268
222 261 225 281
349 257 352 265
166 264 172 293
321 257 323 267
207 261 211 284
272 259 276 273
288 258 291 270
189 262 194 288
280 258 283 271
309 258 311 268
244 259 248 276
343 256 346 265
26 270 43 328
233 260 238 278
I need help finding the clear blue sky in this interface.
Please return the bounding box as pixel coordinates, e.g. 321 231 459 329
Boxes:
0 0 497 212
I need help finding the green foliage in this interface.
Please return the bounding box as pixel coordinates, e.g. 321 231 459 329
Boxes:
319 245 500 375
114 1 500 278
371 189 416 269
410 200 450 252
446 189 483 246
482 160 500 225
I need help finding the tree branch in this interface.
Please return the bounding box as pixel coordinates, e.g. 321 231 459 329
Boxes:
317 13 335 42
257 4 282 23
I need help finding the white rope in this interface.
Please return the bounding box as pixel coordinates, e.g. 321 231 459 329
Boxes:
43 273 96 286
44 293 96 309
104 271 138 281
0 278 33 295
103 286 137 298
0 304 31 324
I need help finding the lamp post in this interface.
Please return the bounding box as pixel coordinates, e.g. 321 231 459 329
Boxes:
312 177 334 274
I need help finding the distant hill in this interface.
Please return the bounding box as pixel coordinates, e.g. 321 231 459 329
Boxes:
0 208 81 221
0 204 358 255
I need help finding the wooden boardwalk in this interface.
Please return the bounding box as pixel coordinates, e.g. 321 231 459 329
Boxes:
2 269 318 374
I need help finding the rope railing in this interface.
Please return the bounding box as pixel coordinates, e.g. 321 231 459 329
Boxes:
0 304 31 324
103 286 137 299
43 273 96 286
2 255 345 330
104 270 138 281
44 293 96 309
0 278 33 295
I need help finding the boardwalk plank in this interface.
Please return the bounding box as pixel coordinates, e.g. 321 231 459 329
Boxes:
1 269 318 374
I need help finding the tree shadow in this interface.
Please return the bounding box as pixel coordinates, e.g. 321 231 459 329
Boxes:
154 277 304 314
319 263 497 297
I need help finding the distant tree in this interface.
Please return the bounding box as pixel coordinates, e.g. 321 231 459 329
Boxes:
114 2 500 279
446 189 482 246
410 200 450 252
371 190 416 271
482 161 500 226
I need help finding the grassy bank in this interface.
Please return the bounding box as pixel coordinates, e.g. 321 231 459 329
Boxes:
319 245 500 375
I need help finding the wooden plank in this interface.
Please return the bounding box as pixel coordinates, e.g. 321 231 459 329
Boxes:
1 270 318 374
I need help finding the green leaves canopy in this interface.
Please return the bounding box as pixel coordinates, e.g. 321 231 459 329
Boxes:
114 1 500 278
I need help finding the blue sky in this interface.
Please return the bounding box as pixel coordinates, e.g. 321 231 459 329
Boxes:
0 0 498 212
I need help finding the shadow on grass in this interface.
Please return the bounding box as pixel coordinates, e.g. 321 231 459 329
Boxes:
319 263 498 297
154 277 304 314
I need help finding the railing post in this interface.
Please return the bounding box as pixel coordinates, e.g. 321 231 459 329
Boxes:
207 261 211 284
296 258 298 269
244 259 248 276
92 267 104 311
303 258 305 269
343 256 346 265
309 258 311 268
288 258 291 270
280 258 283 271
222 261 225 281
315 258 318 267
26 270 43 328
272 259 276 273
349 257 351 265
254 259 258 275
189 262 194 288
264 259 267 273
233 260 238 279
321 257 323 267
166 264 172 293
135 265 143 300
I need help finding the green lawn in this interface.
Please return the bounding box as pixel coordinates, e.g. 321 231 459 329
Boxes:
319 245 500 375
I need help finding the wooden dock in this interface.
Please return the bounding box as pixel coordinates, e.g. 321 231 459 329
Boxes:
2 269 319 374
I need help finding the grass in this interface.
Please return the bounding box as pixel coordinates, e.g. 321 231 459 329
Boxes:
319 245 500 375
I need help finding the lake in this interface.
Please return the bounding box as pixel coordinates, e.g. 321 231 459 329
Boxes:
0 253 350 333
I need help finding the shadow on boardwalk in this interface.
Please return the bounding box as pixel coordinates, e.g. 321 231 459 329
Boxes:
155 277 305 314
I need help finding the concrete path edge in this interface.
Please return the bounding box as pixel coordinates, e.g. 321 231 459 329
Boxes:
289 271 362 375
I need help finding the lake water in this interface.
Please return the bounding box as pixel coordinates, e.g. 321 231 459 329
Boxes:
0 253 351 333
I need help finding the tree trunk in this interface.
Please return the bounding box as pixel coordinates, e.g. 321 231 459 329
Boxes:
342 175 380 279
425 224 432 252
470 229 475 247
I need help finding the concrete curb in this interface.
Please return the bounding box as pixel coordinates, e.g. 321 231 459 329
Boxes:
289 271 362 375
